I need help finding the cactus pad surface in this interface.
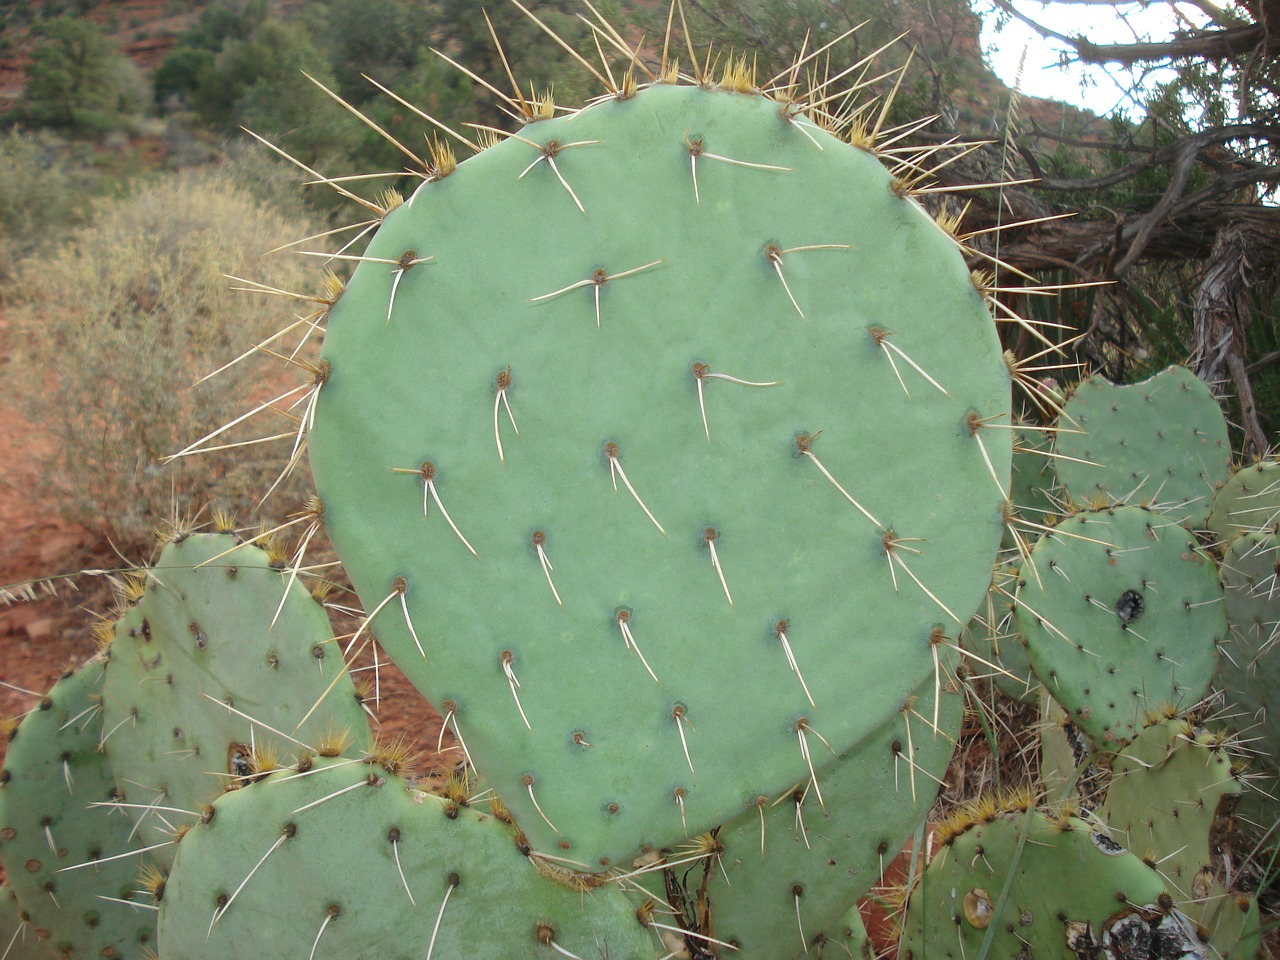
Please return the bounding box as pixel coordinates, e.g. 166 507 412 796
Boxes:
1054 367 1230 527
1013 506 1223 748
309 79 1011 867
100 533 371 866
0 658 158 959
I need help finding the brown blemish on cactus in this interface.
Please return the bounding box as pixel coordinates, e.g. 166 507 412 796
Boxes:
227 743 252 781
963 888 993 928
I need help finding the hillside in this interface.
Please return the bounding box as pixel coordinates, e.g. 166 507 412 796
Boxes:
0 0 1095 136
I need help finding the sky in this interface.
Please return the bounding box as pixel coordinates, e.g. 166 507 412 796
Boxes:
977 1 1212 116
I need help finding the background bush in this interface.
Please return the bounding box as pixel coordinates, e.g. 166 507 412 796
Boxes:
0 129 95 277
3 164 321 547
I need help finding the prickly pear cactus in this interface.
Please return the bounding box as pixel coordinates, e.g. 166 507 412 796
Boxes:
1215 530 1280 829
625 669 961 959
901 799 1198 960
0 658 158 959
157 755 653 959
1054 367 1231 527
1097 718 1259 960
308 78 1012 867
1012 505 1224 748
100 533 371 866
1206 459 1280 545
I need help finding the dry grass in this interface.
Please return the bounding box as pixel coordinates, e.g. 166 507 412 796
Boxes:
4 163 322 548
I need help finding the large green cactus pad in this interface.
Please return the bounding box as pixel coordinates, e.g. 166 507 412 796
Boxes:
309 80 1011 867
158 756 653 959
1098 718 1239 894
0 658 158 959
1054 367 1230 527
1013 506 1223 749
101 533 371 867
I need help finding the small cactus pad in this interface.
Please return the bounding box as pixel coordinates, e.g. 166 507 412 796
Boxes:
1215 530 1280 824
1206 460 1280 545
901 802 1197 960
100 533 371 865
309 78 1011 866
0 658 158 959
1097 718 1257 960
698 670 962 958
1054 367 1231 527
833 904 872 960
157 756 653 959
1013 505 1223 748
1098 718 1240 895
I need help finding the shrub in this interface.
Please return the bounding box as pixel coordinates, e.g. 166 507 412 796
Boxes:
16 17 144 134
4 166 320 547
0 129 93 277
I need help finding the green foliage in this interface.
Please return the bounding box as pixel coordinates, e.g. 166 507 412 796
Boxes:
16 16 144 134
152 45 215 109
318 0 436 101
3 165 319 547
189 18 362 166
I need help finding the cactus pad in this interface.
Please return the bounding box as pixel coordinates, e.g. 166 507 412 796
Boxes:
308 78 1011 867
1215 530 1280 828
158 755 653 959
100 533 371 865
697 669 962 958
1206 460 1280 546
1054 367 1230 527
1013 505 1223 749
1097 718 1257 960
901 802 1196 960
0 658 158 959
0 886 57 960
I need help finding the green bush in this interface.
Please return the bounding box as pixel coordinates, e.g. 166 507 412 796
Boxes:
4 165 320 547
0 129 93 278
16 17 144 134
